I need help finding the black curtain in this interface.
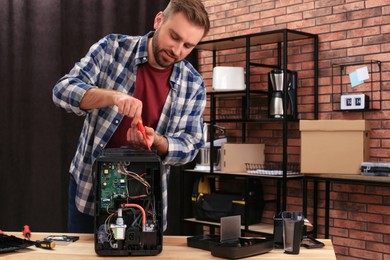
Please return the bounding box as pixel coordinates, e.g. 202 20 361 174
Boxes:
0 0 170 232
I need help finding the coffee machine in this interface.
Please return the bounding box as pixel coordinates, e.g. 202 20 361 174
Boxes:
268 69 297 119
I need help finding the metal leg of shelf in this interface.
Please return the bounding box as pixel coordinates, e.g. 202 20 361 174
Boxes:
313 180 318 238
276 180 281 214
325 180 330 239
302 178 308 236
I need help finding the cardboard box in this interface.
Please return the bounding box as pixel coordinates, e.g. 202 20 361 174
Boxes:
221 143 265 172
300 120 370 175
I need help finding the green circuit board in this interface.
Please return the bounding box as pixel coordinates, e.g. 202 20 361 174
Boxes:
99 162 128 209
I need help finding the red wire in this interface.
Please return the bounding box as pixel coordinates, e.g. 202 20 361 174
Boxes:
121 203 146 231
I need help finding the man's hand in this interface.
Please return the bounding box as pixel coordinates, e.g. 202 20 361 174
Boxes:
126 126 168 156
80 89 143 127
126 125 155 150
113 92 142 127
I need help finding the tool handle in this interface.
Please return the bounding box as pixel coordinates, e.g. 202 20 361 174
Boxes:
35 240 56 249
137 120 151 150
23 225 31 239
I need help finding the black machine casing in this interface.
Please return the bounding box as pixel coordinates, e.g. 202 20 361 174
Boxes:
93 148 163 256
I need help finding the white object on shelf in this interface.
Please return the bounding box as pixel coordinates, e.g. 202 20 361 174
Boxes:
212 66 245 91
203 138 227 148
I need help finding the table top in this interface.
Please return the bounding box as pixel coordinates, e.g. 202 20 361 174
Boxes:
1 232 336 259
304 173 390 184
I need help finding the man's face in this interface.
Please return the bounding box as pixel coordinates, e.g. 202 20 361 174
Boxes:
151 11 205 69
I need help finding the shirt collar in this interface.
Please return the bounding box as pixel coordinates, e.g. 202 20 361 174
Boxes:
136 31 183 90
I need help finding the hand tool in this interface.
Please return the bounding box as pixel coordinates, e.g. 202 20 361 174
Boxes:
137 119 151 150
22 225 56 249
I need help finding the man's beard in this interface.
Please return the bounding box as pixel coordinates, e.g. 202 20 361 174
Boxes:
152 31 179 68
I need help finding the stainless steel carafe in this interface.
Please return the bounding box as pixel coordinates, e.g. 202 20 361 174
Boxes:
269 69 284 118
268 69 297 119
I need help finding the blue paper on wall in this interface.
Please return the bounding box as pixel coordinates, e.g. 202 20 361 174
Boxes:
349 71 364 87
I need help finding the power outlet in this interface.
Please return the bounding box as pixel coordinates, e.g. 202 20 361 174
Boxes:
340 94 368 110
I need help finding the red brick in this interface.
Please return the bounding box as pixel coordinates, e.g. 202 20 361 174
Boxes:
383 216 390 225
315 0 344 8
329 227 349 237
350 248 384 260
249 2 275 13
363 16 390 27
316 13 347 25
275 12 303 24
332 236 366 248
349 230 384 242
366 185 390 196
366 0 389 8
303 7 332 19
330 209 349 219
368 223 390 234
347 44 381 56
287 2 315 14
331 38 362 49
349 193 383 204
226 6 249 17
349 212 383 223
331 20 362 31
385 234 390 244
367 204 390 215
333 219 367 230
333 245 349 256
347 7 382 20
364 34 390 45
334 201 367 212
366 241 390 254
213 2 237 13
332 2 365 14
261 7 286 19
332 183 365 193
348 26 381 38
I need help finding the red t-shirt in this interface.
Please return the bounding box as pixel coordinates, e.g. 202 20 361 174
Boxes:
106 62 172 148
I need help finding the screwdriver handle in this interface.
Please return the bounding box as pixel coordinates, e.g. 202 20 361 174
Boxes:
23 225 31 240
137 120 151 150
35 240 56 249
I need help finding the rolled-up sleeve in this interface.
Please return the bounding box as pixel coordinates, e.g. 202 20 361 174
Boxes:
52 36 110 116
160 72 206 166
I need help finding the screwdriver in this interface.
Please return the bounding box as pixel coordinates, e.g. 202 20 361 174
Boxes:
23 225 56 249
35 240 56 249
137 119 151 151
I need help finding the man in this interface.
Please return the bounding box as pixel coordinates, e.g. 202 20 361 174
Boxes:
52 0 210 233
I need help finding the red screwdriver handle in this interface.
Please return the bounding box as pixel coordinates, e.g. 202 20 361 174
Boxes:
137 120 151 150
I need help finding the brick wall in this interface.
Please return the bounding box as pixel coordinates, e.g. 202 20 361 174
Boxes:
198 1 390 259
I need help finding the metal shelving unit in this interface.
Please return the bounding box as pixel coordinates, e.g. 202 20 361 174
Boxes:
181 29 318 235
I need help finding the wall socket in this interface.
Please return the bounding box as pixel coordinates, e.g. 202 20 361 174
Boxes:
340 94 369 110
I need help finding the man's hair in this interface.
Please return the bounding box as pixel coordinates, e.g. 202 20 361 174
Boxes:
163 0 210 37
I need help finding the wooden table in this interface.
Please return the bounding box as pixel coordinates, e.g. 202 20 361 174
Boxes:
2 232 336 259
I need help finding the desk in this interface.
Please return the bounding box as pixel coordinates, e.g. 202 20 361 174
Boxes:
3 232 336 259
303 174 390 238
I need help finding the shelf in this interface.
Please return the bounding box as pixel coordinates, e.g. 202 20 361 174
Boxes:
196 29 317 51
331 60 382 111
185 169 304 179
206 90 268 96
179 29 318 237
184 218 274 235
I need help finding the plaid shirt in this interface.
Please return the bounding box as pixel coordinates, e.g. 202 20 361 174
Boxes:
52 32 206 230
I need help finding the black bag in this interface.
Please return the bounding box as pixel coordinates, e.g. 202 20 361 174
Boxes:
192 177 264 225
